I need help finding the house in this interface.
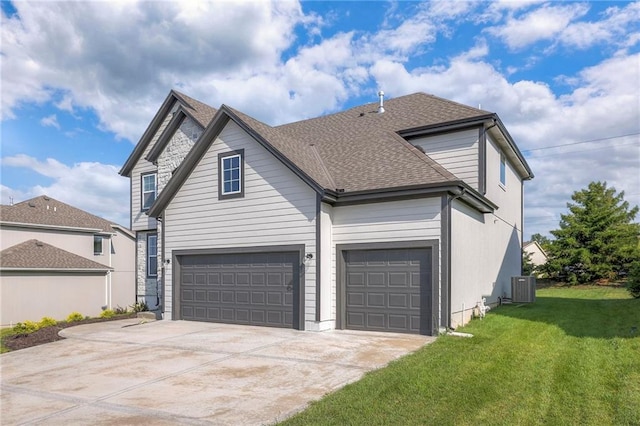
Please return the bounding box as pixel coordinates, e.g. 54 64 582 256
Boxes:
523 240 548 271
0 196 135 325
120 90 533 335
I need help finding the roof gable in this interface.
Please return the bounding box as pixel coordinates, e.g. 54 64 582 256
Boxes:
119 90 216 177
0 239 111 270
148 106 327 217
0 196 120 233
146 91 530 216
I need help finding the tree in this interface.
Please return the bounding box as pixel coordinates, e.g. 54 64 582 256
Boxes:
627 261 640 298
530 233 551 251
544 181 640 284
523 249 536 276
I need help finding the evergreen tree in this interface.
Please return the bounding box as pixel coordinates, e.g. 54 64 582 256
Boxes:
522 250 536 276
545 181 640 284
530 233 551 251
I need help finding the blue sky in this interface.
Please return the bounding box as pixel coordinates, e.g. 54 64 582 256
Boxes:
1 0 639 238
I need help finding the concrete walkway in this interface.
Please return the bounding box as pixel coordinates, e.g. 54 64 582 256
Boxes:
1 319 434 425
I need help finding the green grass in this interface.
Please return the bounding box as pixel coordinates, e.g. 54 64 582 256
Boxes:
281 286 640 426
0 327 16 353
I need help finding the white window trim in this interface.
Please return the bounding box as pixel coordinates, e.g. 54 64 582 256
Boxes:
222 154 242 195
147 234 158 278
218 150 245 200
499 152 506 187
142 173 157 211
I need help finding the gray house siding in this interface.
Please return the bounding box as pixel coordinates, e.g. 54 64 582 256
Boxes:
330 198 442 328
411 128 480 191
448 133 524 327
162 121 318 326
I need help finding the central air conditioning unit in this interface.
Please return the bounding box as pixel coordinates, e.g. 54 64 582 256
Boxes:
511 276 536 303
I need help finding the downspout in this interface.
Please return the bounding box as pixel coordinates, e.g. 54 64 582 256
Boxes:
521 181 525 276
108 235 113 309
159 215 165 319
447 188 466 331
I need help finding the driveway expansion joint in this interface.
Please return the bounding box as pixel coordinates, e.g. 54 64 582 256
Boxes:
1 320 431 425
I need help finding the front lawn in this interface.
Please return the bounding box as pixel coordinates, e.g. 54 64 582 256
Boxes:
282 286 640 425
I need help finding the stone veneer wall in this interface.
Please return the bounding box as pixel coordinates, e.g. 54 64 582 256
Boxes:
137 116 203 312
157 117 202 192
136 231 160 309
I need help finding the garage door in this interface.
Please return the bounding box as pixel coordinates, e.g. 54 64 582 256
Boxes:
179 252 298 328
344 248 431 334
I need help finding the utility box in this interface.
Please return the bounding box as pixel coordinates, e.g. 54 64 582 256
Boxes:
511 276 536 303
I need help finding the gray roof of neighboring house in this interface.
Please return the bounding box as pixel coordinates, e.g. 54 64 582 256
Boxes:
0 239 111 271
0 195 126 235
147 91 533 216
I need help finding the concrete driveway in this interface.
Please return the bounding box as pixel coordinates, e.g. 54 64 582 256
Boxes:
1 319 434 425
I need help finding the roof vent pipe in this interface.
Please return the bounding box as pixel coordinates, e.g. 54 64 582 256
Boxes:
377 91 385 114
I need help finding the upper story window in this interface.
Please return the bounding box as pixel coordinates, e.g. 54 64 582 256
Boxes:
94 235 103 255
218 150 244 200
500 152 506 187
147 233 157 278
142 173 157 210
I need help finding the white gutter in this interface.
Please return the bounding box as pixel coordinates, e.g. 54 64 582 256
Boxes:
0 221 111 235
0 267 112 273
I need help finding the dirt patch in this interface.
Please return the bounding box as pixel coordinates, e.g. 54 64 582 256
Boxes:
2 314 137 352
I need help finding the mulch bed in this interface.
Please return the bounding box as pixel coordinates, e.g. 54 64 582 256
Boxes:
2 313 137 352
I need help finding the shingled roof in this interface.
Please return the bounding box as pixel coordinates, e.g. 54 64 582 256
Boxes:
202 93 494 193
0 239 111 271
173 90 218 128
149 90 533 216
275 93 487 192
0 196 119 233
119 90 217 176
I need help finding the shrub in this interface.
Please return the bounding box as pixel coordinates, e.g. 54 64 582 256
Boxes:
66 312 84 322
38 317 58 328
99 309 115 319
13 320 40 334
626 261 640 299
131 301 149 312
113 305 129 315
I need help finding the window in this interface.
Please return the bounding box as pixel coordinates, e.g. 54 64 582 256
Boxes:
94 236 103 255
218 150 244 199
142 173 157 210
500 152 506 186
147 234 157 278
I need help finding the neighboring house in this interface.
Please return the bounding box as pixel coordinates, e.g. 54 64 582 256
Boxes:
523 240 548 271
0 196 135 325
120 90 533 335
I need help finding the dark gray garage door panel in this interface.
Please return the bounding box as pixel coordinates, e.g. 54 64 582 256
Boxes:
180 252 297 328
345 248 431 334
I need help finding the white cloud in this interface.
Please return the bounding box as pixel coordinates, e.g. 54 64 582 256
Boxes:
370 47 640 238
1 155 130 227
1 1 308 139
1 0 638 240
39 114 60 130
487 3 590 49
559 2 640 50
486 1 640 53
